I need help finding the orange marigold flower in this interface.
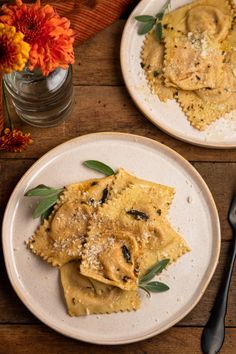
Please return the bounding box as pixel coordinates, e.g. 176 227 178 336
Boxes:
0 128 33 152
0 0 75 76
0 23 30 74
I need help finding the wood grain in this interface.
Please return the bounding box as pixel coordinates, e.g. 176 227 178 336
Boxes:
2 85 236 161
0 325 235 354
1 21 236 161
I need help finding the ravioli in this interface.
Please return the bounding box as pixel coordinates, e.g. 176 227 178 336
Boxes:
141 30 176 102
162 0 233 41
27 168 190 316
27 175 115 266
139 219 190 276
61 262 140 316
81 182 177 287
177 23 236 129
141 0 236 130
80 223 141 290
163 31 223 90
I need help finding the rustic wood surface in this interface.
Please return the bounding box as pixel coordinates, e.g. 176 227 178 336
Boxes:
1 18 236 354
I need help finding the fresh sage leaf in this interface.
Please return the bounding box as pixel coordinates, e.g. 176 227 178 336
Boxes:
135 0 171 39
41 205 54 221
83 160 114 176
135 15 155 22
139 259 170 284
155 21 163 41
155 12 164 21
138 20 155 35
25 184 61 197
33 194 59 219
141 281 169 293
138 285 151 297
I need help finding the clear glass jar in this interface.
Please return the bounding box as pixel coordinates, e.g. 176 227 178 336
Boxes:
3 65 74 128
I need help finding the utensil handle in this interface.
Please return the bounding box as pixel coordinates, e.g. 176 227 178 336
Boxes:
201 235 236 354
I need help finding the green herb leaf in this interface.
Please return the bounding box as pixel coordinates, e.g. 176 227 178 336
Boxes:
135 15 155 22
83 160 114 176
138 285 151 297
155 21 163 42
138 20 155 35
32 194 59 219
139 259 170 284
41 205 54 221
155 12 164 21
141 281 169 293
136 0 171 39
25 184 62 197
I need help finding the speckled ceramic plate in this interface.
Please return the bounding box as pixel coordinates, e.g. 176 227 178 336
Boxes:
120 0 236 148
2 133 220 344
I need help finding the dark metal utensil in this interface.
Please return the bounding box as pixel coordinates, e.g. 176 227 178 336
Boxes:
201 195 236 354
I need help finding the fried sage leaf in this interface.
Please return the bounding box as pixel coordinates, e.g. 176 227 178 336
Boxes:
139 259 170 284
122 245 132 263
126 209 149 221
83 160 114 176
100 186 109 204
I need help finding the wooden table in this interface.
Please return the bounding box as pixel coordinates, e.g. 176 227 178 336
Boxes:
1 16 236 354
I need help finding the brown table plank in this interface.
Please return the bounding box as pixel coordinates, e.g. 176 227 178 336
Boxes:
1 85 236 161
0 325 235 354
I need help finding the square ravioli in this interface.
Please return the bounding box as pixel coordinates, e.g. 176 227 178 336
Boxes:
163 31 224 90
27 175 115 266
162 0 233 42
60 262 140 316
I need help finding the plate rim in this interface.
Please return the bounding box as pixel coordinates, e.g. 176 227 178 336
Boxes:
120 0 236 149
2 132 221 345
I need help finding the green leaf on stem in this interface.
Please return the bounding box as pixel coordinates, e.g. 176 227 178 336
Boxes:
24 184 63 197
139 259 170 284
155 21 163 42
140 281 170 293
135 15 155 22
83 160 114 176
32 194 59 219
138 20 155 35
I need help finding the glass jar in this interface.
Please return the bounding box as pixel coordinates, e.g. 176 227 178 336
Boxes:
3 65 74 128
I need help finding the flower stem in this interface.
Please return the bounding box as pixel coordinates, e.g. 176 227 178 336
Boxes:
2 80 13 131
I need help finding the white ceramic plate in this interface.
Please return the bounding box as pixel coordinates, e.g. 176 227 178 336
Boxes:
120 0 236 148
2 133 220 344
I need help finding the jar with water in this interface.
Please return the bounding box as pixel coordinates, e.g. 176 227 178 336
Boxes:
3 65 74 128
